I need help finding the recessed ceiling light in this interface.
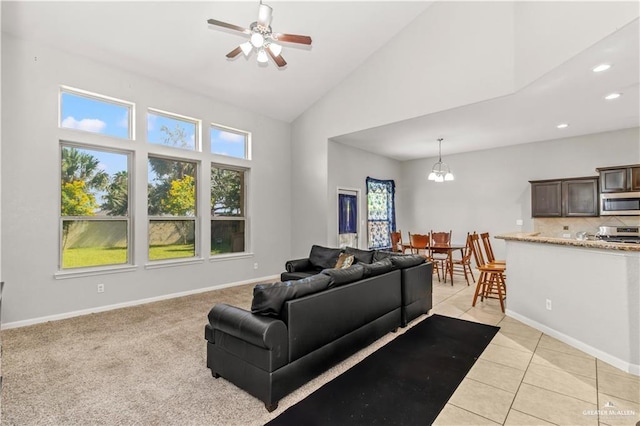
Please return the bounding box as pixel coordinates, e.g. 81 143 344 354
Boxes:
557 123 569 129
604 92 622 100
592 64 611 73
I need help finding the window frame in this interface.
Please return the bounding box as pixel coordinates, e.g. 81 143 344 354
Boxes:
210 163 249 257
210 123 251 160
147 154 200 262
59 86 135 140
147 108 202 152
58 142 134 272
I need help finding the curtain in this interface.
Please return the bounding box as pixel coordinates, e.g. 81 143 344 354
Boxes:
338 194 358 234
366 177 396 249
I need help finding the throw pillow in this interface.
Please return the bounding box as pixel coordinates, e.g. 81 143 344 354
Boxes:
335 253 355 269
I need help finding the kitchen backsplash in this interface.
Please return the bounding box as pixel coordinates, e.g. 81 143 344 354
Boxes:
534 216 640 238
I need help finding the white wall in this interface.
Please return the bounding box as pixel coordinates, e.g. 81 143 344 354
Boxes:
327 141 402 249
1 35 292 325
398 127 640 259
290 2 638 257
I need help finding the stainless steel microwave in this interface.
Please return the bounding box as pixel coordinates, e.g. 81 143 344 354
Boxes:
600 191 640 215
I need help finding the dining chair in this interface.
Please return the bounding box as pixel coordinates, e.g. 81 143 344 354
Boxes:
430 230 452 284
446 232 475 286
390 231 403 253
480 232 506 265
408 232 441 282
469 232 507 312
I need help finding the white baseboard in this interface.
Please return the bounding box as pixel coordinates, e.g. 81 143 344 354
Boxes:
505 309 640 377
2 275 279 330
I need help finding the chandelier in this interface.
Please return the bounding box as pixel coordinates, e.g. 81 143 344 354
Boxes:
427 138 454 182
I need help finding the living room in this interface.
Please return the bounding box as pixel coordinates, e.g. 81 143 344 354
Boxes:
1 1 639 424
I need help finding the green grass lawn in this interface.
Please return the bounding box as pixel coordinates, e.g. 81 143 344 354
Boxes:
63 244 195 268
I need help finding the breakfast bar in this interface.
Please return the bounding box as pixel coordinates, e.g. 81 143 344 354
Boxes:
496 232 640 375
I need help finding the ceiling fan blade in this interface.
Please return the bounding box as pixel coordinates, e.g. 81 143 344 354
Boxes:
207 19 251 35
226 46 243 59
266 46 287 67
272 33 312 45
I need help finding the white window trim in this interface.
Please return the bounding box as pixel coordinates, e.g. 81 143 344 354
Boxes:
59 86 135 140
147 107 202 152
210 122 251 161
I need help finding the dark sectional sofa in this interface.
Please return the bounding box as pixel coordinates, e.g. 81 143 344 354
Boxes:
205 245 433 411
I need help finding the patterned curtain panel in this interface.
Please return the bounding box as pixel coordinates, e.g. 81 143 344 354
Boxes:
338 194 358 234
366 177 396 249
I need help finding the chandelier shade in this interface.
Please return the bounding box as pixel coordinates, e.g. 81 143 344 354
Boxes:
428 138 454 182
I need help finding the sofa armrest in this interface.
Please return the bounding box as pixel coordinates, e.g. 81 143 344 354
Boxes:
285 258 313 273
207 304 287 351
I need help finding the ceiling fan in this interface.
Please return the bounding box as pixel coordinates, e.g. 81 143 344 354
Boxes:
207 1 312 68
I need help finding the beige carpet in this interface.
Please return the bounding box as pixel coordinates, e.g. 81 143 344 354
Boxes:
0 282 421 425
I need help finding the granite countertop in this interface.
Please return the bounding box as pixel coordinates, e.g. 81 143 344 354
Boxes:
495 232 640 252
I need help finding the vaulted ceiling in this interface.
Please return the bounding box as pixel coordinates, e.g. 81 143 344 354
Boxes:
2 1 638 160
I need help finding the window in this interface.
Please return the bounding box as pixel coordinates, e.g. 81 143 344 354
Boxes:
366 177 396 249
211 165 246 255
60 145 130 269
147 109 199 151
60 88 132 139
148 156 198 260
211 124 249 159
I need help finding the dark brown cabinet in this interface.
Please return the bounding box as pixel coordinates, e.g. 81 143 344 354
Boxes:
597 164 640 192
530 177 599 217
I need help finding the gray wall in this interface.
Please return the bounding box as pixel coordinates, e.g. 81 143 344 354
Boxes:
1 35 292 325
327 141 402 249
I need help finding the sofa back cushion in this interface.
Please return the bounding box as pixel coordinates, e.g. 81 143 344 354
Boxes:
344 247 375 264
390 254 425 269
309 245 343 270
251 274 332 317
361 258 394 278
321 264 364 288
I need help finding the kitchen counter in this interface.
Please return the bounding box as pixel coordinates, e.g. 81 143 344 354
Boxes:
496 232 640 252
498 233 640 376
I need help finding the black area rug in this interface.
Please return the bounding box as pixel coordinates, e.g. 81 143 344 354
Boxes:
267 314 499 426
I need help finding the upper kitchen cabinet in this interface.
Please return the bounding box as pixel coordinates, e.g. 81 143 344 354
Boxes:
597 164 640 192
530 177 599 217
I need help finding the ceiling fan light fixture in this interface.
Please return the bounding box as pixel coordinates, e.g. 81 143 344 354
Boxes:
269 42 282 57
240 41 253 56
257 48 269 63
250 32 265 48
445 172 455 181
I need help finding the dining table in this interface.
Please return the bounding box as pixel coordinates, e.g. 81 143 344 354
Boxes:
401 243 466 284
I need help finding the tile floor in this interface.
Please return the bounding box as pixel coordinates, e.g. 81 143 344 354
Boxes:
429 274 640 426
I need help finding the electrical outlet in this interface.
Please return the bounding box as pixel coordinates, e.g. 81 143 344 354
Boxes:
97 283 105 293
563 225 569 230
516 219 523 226
546 299 552 310
253 262 259 270
562 233 571 238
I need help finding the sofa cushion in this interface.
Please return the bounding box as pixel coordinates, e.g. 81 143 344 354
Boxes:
373 250 395 262
390 254 426 269
251 274 332 317
344 247 375 264
321 264 365 288
309 245 343 270
361 258 394 278
280 271 315 282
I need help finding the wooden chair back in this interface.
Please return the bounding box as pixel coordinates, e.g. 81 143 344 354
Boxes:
469 232 487 267
462 232 473 262
408 233 429 256
431 230 452 246
390 231 403 253
480 232 496 263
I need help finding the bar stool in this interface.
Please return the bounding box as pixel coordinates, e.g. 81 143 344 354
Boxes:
469 233 506 312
